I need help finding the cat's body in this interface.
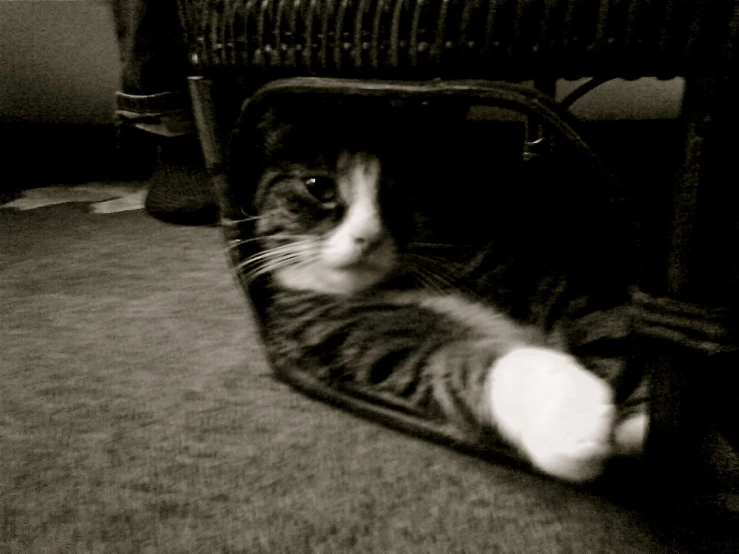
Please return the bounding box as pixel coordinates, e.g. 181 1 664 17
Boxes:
231 98 647 483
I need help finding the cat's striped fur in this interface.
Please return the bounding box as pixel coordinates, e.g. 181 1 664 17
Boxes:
232 97 647 482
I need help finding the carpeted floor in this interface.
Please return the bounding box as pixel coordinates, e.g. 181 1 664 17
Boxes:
0 203 723 553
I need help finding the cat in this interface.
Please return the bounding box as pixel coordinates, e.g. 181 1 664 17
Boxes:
228 96 648 483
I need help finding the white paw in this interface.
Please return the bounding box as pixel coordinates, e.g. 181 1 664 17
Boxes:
486 347 615 483
613 411 648 457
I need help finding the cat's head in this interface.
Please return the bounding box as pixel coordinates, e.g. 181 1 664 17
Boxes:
237 98 426 296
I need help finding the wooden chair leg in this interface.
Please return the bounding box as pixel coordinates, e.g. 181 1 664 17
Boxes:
187 76 234 221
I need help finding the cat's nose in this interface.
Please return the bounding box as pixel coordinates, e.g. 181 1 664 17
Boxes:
352 235 368 251
352 234 380 253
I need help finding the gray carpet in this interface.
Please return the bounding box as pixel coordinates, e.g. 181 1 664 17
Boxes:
0 204 695 553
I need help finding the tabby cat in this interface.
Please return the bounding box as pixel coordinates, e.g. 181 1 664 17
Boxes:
230 97 647 483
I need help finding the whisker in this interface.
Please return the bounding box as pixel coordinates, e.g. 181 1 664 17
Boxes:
226 236 269 250
221 214 265 226
405 260 459 290
409 272 427 291
407 253 482 300
424 264 469 290
226 233 314 251
407 242 459 249
235 240 316 271
408 241 482 254
411 266 446 294
407 253 480 288
242 257 301 282
236 239 319 275
239 251 305 281
406 251 469 271
241 250 322 283
412 270 443 294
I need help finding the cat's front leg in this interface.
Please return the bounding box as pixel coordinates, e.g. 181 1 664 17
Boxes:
486 347 615 482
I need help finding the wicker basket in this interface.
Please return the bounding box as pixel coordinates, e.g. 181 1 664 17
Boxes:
176 0 739 79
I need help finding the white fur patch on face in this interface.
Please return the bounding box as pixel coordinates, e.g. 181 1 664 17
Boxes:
613 411 647 457
275 152 398 295
322 153 384 269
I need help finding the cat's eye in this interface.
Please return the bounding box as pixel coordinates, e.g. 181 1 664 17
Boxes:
304 177 337 205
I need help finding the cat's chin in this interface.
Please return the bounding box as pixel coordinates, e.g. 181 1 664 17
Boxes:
275 263 390 295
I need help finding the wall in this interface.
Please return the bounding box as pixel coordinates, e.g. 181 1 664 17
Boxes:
0 0 121 125
559 77 683 121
